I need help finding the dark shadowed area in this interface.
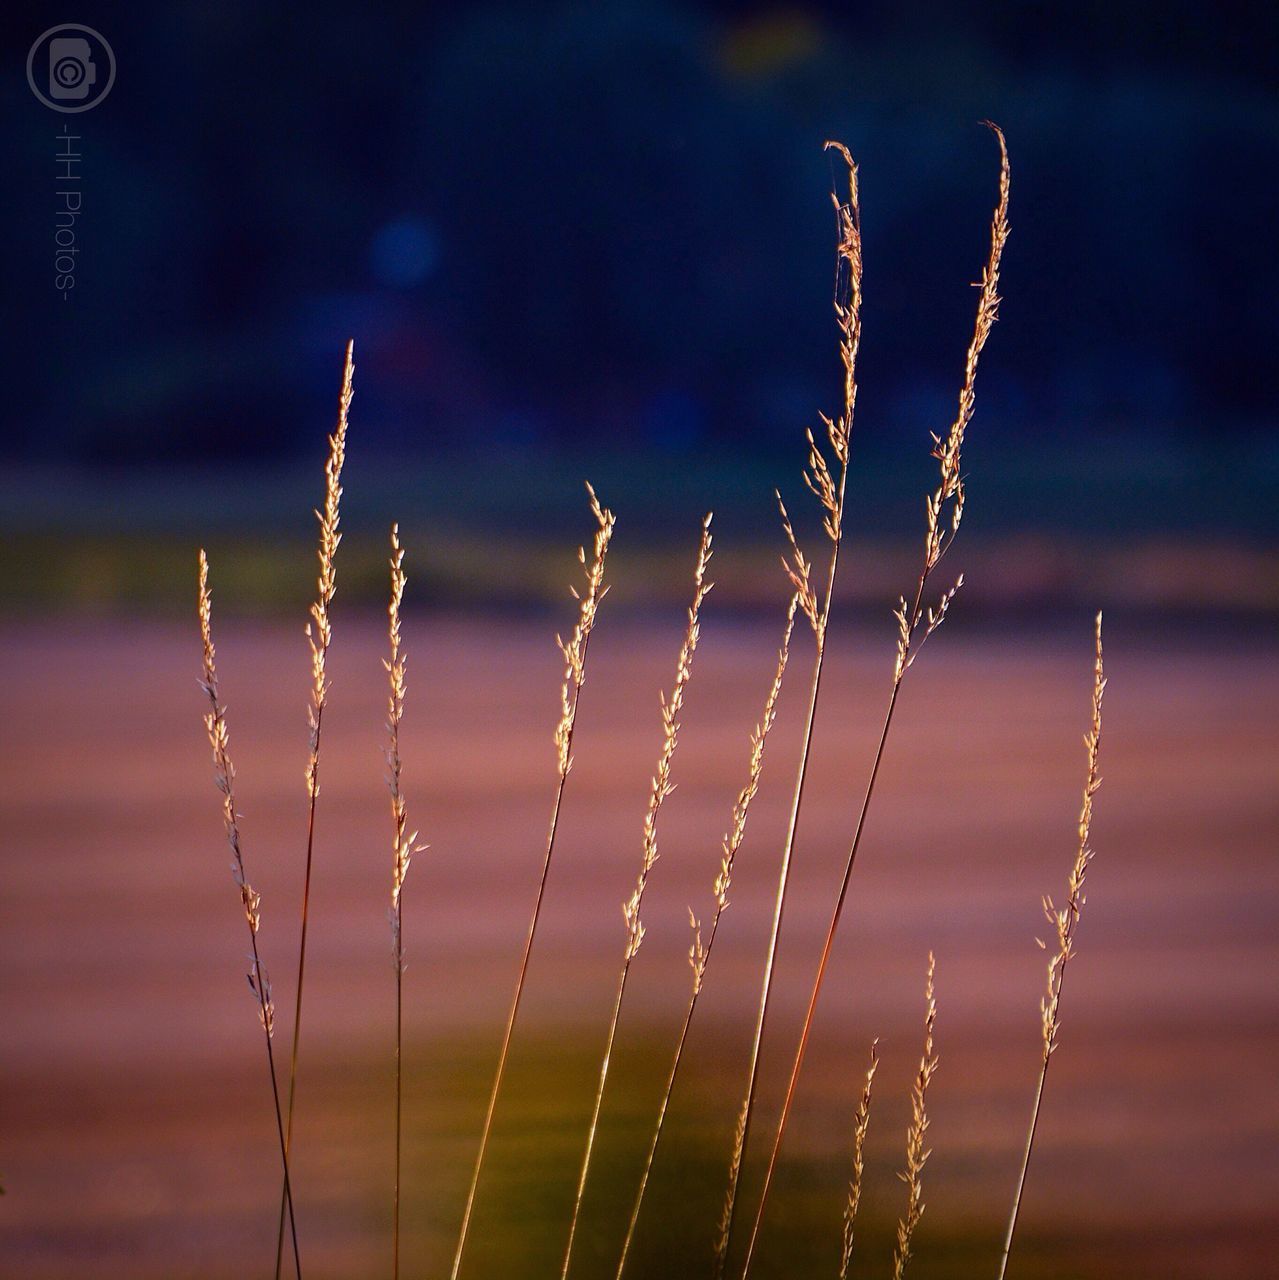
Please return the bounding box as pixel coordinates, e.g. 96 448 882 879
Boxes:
0 0 1276 606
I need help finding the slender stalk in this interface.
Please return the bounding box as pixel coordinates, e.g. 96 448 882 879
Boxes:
385 526 424 1280
997 612 1105 1279
998 1068 1047 1280
615 598 798 1280
892 954 938 1280
715 140 864 1279
275 340 354 1278
561 517 714 1280
839 1040 878 1280
448 485 615 1280
197 552 301 1279
738 124 1010 1279
395 948 403 1279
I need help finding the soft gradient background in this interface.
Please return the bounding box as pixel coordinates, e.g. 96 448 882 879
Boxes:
1 3 1275 1278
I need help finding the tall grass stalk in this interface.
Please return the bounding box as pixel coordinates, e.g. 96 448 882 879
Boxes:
560 516 714 1280
838 1039 878 1280
449 485 615 1280
614 595 797 1280
737 124 1010 1280
892 954 938 1280
715 140 864 1278
996 612 1105 1279
197 551 301 1279
275 340 354 1278
385 525 425 1280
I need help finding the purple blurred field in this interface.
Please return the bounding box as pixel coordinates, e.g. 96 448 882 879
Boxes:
1 614 1275 1278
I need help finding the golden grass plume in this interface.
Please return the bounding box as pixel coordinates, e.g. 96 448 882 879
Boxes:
839 1039 879 1280
616 592 798 1280
997 611 1106 1279
197 551 301 1278
276 338 355 1279
717 137 863 1279
892 953 938 1280
449 484 615 1280
737 125 1009 1280
384 524 426 1280
561 515 713 1280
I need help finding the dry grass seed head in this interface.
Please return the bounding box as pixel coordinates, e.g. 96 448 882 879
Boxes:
623 514 713 960
895 124 1010 685
197 551 274 1035
924 123 1010 575
840 1038 879 1280
716 1096 751 1263
777 492 820 636
690 594 799 994
822 138 863 467
893 952 938 1280
305 338 354 796
773 142 864 644
385 525 426 932
719 139 871 1280
555 482 616 777
1039 611 1106 1057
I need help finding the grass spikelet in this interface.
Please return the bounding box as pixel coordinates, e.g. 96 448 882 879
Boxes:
197 551 301 1279
737 126 1010 1279
892 954 938 1280
449 484 615 1280
717 138 862 1279
839 1039 879 1280
387 525 420 928
996 612 1106 1279
615 594 798 1280
385 524 426 1280
276 339 355 1277
561 515 714 1280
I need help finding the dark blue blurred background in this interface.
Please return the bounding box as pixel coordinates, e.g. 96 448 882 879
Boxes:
2 1 1276 609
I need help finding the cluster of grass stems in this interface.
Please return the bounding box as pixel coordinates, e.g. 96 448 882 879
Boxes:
197 125 1110 1278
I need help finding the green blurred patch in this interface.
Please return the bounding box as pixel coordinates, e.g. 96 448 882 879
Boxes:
322 1031 1141 1280
0 531 576 616
5 526 1277 622
2 449 1276 617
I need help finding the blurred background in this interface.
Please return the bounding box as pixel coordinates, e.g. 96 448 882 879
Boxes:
1 2 1275 1278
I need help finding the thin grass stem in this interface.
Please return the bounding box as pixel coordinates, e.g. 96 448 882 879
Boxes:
197 551 302 1279
738 124 1010 1279
615 597 797 1280
892 954 938 1280
561 517 713 1280
448 485 615 1280
274 340 354 1278
715 140 864 1280
839 1039 878 1280
997 612 1105 1279
385 525 425 1280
